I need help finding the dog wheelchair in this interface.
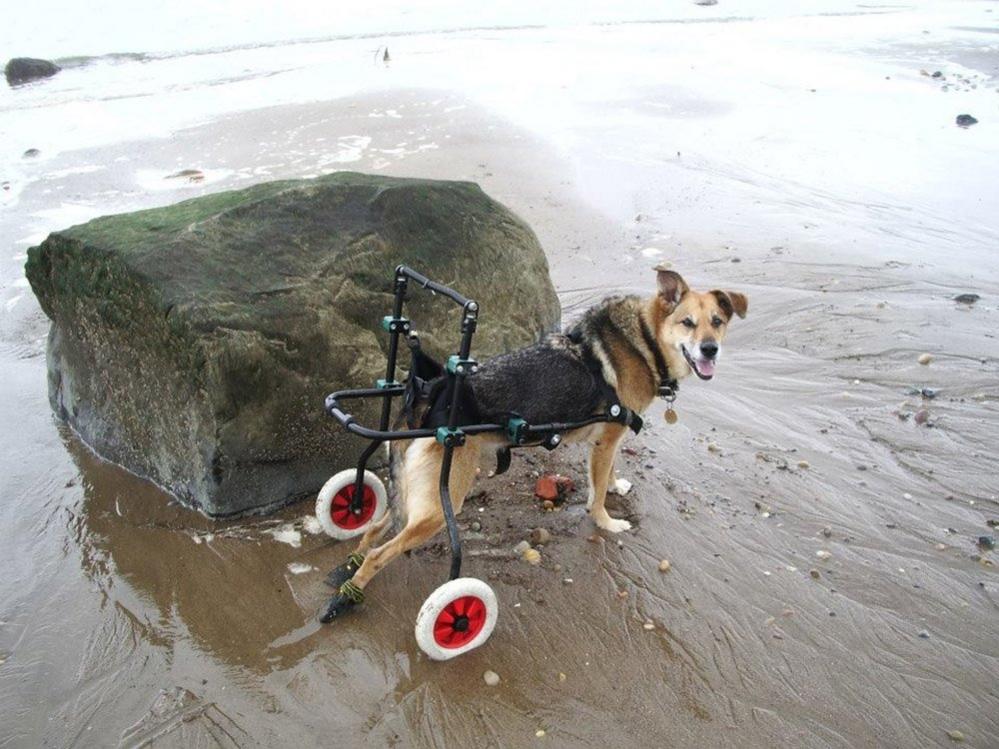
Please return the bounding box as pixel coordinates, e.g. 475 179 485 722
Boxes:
316 265 645 660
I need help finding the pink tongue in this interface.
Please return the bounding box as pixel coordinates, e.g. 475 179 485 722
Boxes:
697 358 716 377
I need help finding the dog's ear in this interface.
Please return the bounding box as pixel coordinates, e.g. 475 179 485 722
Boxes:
710 290 749 320
654 264 688 305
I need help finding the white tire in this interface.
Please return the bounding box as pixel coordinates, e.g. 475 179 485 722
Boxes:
315 469 388 540
415 578 498 660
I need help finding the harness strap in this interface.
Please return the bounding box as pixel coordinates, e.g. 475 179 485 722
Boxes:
639 318 679 399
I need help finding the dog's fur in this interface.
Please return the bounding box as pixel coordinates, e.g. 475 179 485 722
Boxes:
342 267 747 591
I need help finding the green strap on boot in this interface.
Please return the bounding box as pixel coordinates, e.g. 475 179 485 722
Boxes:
339 580 365 604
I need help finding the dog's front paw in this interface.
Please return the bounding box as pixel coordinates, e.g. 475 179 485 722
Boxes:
608 478 633 496
593 512 632 533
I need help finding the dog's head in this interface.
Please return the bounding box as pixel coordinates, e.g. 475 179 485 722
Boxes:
652 265 748 381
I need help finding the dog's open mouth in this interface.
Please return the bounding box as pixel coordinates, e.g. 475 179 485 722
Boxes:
682 345 715 381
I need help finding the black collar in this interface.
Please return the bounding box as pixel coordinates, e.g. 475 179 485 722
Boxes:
639 318 679 400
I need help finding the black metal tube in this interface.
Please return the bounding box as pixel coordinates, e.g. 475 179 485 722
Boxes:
438 445 462 580
396 265 471 308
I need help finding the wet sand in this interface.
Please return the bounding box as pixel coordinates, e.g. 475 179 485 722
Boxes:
2 22 999 748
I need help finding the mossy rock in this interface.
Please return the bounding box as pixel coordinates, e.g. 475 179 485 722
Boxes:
26 172 560 515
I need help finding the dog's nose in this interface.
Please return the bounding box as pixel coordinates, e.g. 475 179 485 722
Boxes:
700 341 719 359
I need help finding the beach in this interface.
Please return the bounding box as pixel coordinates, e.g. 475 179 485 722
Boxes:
1 3 998 747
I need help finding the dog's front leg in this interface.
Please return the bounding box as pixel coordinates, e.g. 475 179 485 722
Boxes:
586 424 631 533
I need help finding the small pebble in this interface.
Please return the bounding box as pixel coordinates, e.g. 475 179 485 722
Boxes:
523 548 542 566
978 536 995 550
542 500 555 512
514 540 531 554
470 520 482 532
918 630 930 639
797 460 810 469
935 543 946 551
822 526 832 538
914 409 929 425
530 528 552 546
483 670 500 686
946 729 964 742
816 550 832 560
536 730 546 738
918 353 933 365
558 672 567 682
643 622 655 631
659 559 672 573
707 442 720 453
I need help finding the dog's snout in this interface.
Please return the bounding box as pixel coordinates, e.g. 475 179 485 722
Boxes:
700 340 719 359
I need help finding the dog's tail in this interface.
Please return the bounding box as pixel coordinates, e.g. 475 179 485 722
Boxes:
386 435 409 537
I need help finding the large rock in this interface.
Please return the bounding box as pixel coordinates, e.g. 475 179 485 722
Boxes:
5 57 61 86
26 173 560 515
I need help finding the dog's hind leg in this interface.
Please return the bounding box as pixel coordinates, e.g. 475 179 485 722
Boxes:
586 423 631 533
320 437 480 622
324 513 393 588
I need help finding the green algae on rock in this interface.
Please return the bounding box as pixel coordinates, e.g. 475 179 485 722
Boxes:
25 172 560 515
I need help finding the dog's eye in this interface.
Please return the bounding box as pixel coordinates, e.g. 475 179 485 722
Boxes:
681 318 695 329
711 316 723 328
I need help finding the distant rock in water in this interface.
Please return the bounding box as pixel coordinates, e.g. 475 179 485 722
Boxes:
25 173 561 516
5 57 61 86
953 293 980 304
955 114 978 128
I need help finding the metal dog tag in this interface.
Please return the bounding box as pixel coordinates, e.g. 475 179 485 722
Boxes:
664 408 678 425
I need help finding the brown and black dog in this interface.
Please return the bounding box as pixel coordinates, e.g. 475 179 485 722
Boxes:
322 265 747 613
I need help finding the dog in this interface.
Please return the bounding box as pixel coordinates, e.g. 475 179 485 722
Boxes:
320 265 747 620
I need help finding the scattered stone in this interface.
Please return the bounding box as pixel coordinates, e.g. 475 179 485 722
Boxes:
946 730 964 742
558 672 567 682
953 293 980 305
22 148 40 158
918 630 930 639
914 409 930 425
810 568 821 579
165 168 205 183
530 528 552 546
643 622 655 631
920 388 938 399
470 520 482 532
542 500 555 512
986 519 998 528
935 543 947 551
822 526 832 538
658 559 672 573
616 590 629 599
978 536 995 550
931 71 943 78
816 550 832 560
483 670 500 686
514 540 531 554
562 578 573 584
918 353 933 365
955 114 978 128
707 442 721 453
534 474 574 503
5 57 61 86
522 548 542 566
536 730 546 738
797 460 810 469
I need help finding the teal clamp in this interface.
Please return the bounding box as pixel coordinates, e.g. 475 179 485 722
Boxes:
435 426 466 447
381 316 411 334
446 355 479 376
506 417 529 445
375 378 400 389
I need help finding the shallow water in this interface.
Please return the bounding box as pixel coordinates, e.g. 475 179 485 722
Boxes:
1 3 998 747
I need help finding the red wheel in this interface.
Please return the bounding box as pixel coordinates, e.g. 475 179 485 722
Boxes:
315 470 388 540
415 578 498 660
